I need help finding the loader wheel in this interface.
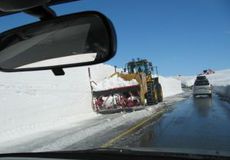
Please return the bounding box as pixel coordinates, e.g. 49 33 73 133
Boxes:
158 93 163 102
155 83 163 102
152 87 158 104
146 82 156 105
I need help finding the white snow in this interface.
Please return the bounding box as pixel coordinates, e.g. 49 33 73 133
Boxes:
159 76 183 98
206 69 230 86
0 63 183 147
175 76 195 88
0 63 115 145
92 75 138 91
206 69 230 99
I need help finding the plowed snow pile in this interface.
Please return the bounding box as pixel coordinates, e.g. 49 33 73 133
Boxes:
0 64 182 145
93 75 138 91
159 76 183 97
207 69 230 100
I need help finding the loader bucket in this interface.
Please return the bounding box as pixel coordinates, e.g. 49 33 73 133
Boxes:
92 85 142 113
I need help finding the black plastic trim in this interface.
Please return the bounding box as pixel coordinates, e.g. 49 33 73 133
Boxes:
0 148 229 160
52 68 65 76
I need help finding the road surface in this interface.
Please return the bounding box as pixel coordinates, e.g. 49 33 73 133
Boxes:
114 94 230 153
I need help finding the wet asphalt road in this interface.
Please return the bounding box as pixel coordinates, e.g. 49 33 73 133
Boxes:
114 95 230 152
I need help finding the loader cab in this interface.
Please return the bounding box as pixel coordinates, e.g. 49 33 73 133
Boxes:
126 59 153 76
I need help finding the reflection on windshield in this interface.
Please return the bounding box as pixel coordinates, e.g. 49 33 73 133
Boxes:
17 53 97 69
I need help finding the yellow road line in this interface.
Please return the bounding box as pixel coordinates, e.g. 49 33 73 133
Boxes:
101 109 165 148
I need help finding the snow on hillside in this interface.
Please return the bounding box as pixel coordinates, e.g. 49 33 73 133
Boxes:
0 64 182 145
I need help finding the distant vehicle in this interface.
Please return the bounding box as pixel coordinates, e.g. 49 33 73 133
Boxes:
193 75 212 98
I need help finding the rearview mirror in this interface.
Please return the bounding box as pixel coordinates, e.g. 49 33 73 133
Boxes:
0 11 116 72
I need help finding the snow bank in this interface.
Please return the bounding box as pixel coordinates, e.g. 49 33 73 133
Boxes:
0 63 115 144
182 79 194 88
206 69 230 100
175 76 195 88
159 76 183 98
93 75 138 91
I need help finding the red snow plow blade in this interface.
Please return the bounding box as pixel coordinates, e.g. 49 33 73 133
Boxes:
92 85 143 114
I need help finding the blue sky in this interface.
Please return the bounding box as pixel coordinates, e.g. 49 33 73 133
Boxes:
0 0 230 76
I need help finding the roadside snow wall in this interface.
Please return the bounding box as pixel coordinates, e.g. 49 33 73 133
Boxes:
0 64 115 144
159 76 183 98
175 76 195 88
206 69 230 100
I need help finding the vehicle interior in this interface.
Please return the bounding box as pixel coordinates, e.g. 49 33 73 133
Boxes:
0 0 229 160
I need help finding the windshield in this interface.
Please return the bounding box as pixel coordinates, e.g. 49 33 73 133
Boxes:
194 80 210 86
196 76 207 80
127 62 149 74
0 0 230 157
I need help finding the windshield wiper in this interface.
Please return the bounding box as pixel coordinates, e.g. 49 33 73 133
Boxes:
0 148 229 160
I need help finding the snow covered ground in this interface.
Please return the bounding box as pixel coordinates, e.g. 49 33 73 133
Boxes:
0 64 182 148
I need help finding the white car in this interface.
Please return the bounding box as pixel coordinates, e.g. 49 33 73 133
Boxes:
193 76 212 98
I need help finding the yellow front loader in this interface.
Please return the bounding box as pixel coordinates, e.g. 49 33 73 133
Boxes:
91 59 163 114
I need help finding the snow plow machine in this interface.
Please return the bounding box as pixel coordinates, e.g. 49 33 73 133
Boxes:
90 59 163 114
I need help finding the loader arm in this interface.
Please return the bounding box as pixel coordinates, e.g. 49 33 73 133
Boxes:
113 72 148 105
